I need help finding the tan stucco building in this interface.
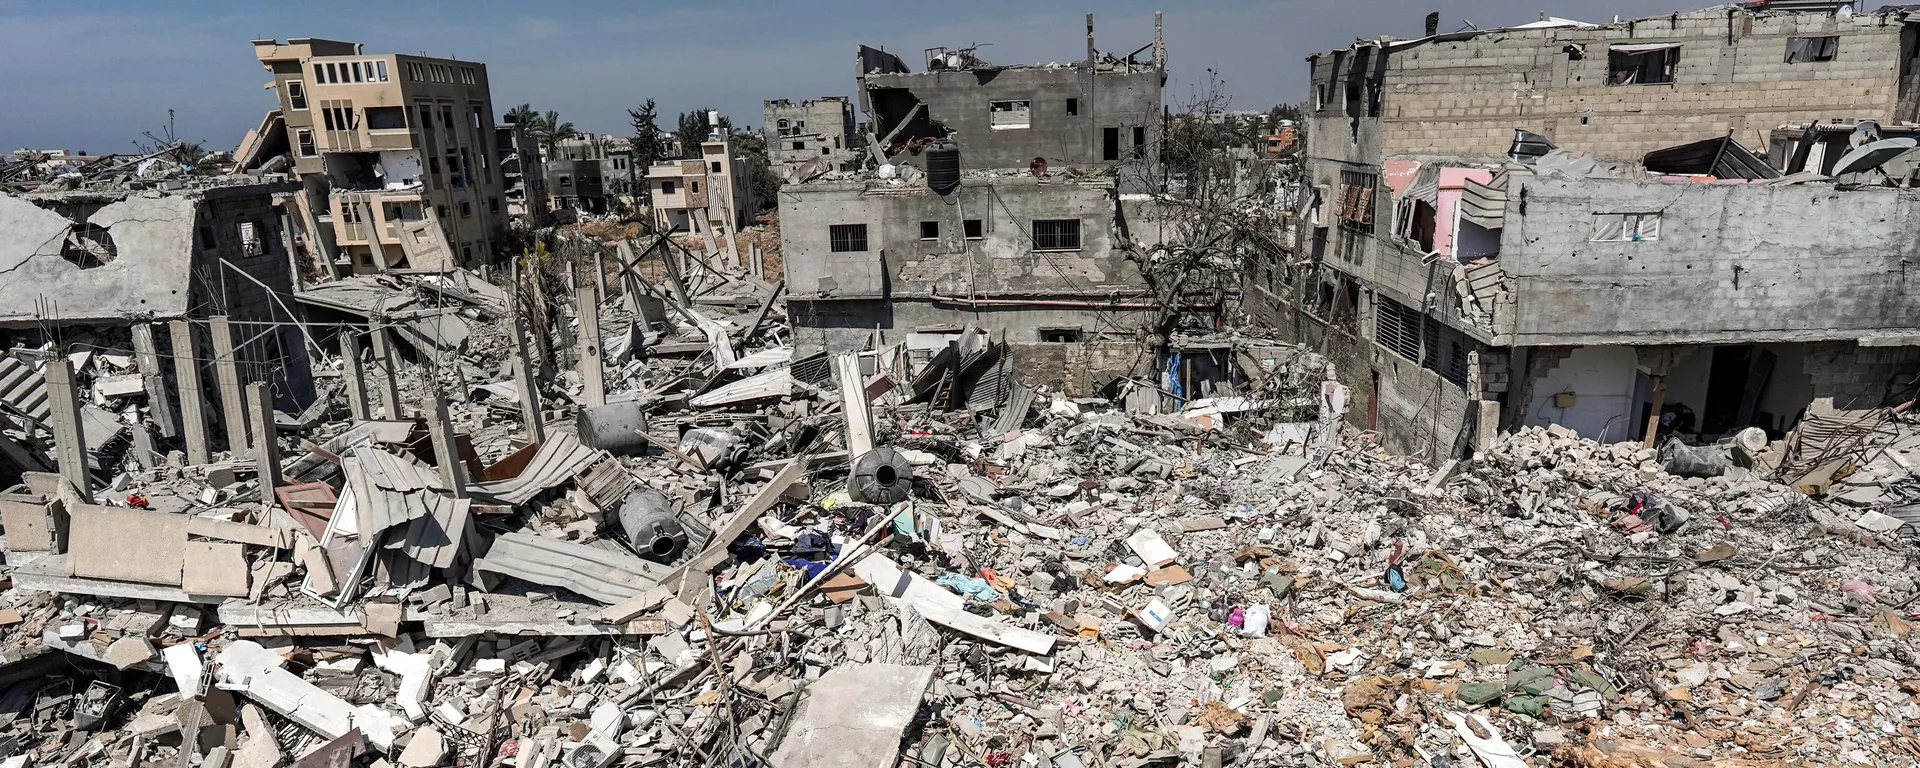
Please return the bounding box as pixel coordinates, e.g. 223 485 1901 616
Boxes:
250 38 505 275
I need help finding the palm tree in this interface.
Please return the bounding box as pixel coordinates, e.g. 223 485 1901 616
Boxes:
539 110 579 157
505 103 539 128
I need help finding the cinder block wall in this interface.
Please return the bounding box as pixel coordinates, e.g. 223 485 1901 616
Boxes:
1502 177 1920 345
1309 9 1915 163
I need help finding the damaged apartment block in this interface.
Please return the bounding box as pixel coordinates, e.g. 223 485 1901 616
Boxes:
244 38 508 278
1263 2 1920 460
763 96 861 179
780 15 1218 395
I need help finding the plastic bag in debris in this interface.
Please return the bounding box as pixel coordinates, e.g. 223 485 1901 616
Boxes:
1660 437 1730 478
1626 490 1690 534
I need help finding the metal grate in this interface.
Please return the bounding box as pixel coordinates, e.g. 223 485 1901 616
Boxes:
828 223 868 253
1031 219 1081 251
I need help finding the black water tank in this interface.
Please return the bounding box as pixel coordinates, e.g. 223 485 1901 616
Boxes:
926 140 960 195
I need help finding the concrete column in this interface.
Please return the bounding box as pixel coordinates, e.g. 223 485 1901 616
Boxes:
510 311 546 442
168 321 211 464
426 388 469 499
44 357 90 498
247 382 282 506
338 332 372 422
834 353 874 455
369 321 402 419
577 281 606 406
593 252 608 302
207 316 250 454
131 324 177 439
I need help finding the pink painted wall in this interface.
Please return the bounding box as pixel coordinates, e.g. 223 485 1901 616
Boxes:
1436 167 1494 260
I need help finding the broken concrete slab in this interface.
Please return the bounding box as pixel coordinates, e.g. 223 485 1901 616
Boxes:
182 541 251 597
69 504 188 585
771 663 934 768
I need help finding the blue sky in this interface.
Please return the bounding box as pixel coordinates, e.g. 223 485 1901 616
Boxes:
0 0 1689 154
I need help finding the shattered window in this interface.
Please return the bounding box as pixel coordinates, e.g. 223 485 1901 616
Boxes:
1590 213 1661 242
295 129 316 157
1785 36 1839 64
990 100 1032 130
287 81 307 110
238 222 262 257
1337 170 1377 235
829 224 869 253
1607 44 1679 85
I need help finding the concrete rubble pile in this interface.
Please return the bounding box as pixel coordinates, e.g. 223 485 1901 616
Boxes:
2 253 1918 767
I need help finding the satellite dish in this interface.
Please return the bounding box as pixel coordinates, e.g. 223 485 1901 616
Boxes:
1849 120 1882 149
1830 136 1918 177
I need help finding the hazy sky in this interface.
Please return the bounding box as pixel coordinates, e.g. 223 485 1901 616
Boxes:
0 0 1690 154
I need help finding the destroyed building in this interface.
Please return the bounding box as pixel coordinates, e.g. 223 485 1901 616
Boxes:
645 136 757 233
546 136 640 216
1258 3 1920 460
494 117 548 222
763 96 861 177
245 38 508 276
780 16 1214 388
0 176 320 485
10 8 1920 768
856 15 1166 193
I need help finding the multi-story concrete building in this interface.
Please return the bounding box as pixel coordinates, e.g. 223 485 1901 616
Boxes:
546 136 640 215
780 16 1216 391
646 138 757 233
494 118 547 222
1260 4 1920 459
855 15 1165 192
251 38 506 276
764 97 860 175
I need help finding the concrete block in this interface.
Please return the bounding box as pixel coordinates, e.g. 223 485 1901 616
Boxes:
182 541 250 597
70 504 187 585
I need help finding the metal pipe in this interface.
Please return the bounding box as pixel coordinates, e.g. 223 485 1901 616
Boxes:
928 293 1211 310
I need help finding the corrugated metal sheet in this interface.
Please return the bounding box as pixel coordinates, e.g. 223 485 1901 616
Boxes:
468 431 604 505
1459 172 1514 230
474 531 664 604
691 367 792 408
341 447 475 588
1401 163 1441 205
1643 136 1780 180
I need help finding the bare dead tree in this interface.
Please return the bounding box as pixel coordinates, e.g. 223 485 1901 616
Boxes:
1116 71 1290 347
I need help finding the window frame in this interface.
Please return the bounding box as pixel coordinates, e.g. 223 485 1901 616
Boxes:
1606 44 1680 86
829 223 870 253
286 80 307 110
919 221 940 240
963 219 984 240
295 128 316 157
1785 36 1839 64
989 99 1032 130
1589 212 1662 242
1030 219 1082 252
